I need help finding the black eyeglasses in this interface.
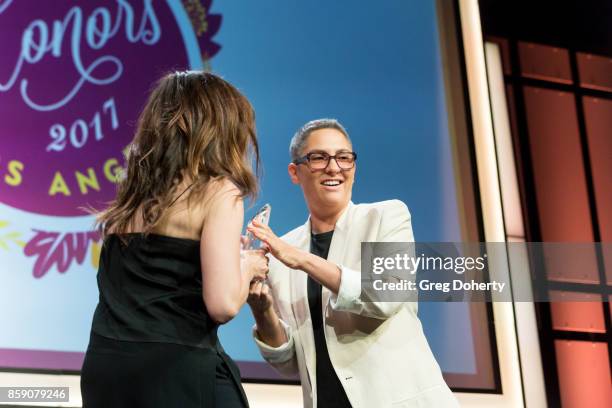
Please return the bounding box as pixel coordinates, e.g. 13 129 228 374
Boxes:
293 151 357 171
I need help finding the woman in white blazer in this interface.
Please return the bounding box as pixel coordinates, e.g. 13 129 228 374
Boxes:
246 119 459 408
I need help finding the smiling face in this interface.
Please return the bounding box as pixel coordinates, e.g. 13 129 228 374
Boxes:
288 127 356 218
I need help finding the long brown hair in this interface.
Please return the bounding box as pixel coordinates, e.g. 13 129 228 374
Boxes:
97 71 260 237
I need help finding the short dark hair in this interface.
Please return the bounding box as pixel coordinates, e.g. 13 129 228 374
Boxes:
289 118 351 161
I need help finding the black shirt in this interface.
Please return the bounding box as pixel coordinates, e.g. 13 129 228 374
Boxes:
308 230 352 408
92 234 218 347
88 234 248 406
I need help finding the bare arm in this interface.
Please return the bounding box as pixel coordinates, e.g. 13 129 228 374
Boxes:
248 219 341 293
248 281 287 347
248 280 299 376
200 181 267 323
294 251 341 293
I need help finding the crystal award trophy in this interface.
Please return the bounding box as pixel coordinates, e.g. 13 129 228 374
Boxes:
244 203 271 250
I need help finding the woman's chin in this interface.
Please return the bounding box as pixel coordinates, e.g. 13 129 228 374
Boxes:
317 194 349 209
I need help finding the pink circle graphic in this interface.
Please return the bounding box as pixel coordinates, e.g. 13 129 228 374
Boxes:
0 0 221 216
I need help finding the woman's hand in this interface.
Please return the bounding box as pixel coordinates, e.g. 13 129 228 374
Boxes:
247 280 288 347
247 280 274 314
240 249 269 282
246 219 303 269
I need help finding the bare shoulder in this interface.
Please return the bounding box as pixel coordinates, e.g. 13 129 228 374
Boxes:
196 177 244 229
152 178 242 239
203 178 243 209
208 177 241 195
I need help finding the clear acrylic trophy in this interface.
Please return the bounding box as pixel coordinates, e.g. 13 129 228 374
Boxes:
244 203 271 250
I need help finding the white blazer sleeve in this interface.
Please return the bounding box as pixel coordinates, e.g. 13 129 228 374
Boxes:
252 319 300 377
329 200 416 319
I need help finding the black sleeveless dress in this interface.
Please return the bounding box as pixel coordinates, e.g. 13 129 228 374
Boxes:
81 234 248 408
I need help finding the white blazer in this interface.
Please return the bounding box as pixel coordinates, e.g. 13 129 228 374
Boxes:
253 200 459 408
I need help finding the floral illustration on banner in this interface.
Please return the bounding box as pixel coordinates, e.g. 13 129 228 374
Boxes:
183 0 222 67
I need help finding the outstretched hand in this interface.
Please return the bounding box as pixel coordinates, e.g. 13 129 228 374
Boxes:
246 219 303 269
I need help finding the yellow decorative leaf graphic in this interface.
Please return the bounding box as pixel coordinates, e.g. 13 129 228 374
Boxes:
0 220 23 251
91 241 101 269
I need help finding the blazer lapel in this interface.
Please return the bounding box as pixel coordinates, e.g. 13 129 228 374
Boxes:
321 203 353 320
289 219 311 316
287 203 354 392
288 218 316 387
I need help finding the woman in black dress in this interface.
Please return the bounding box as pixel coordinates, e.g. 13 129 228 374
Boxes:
81 71 268 407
